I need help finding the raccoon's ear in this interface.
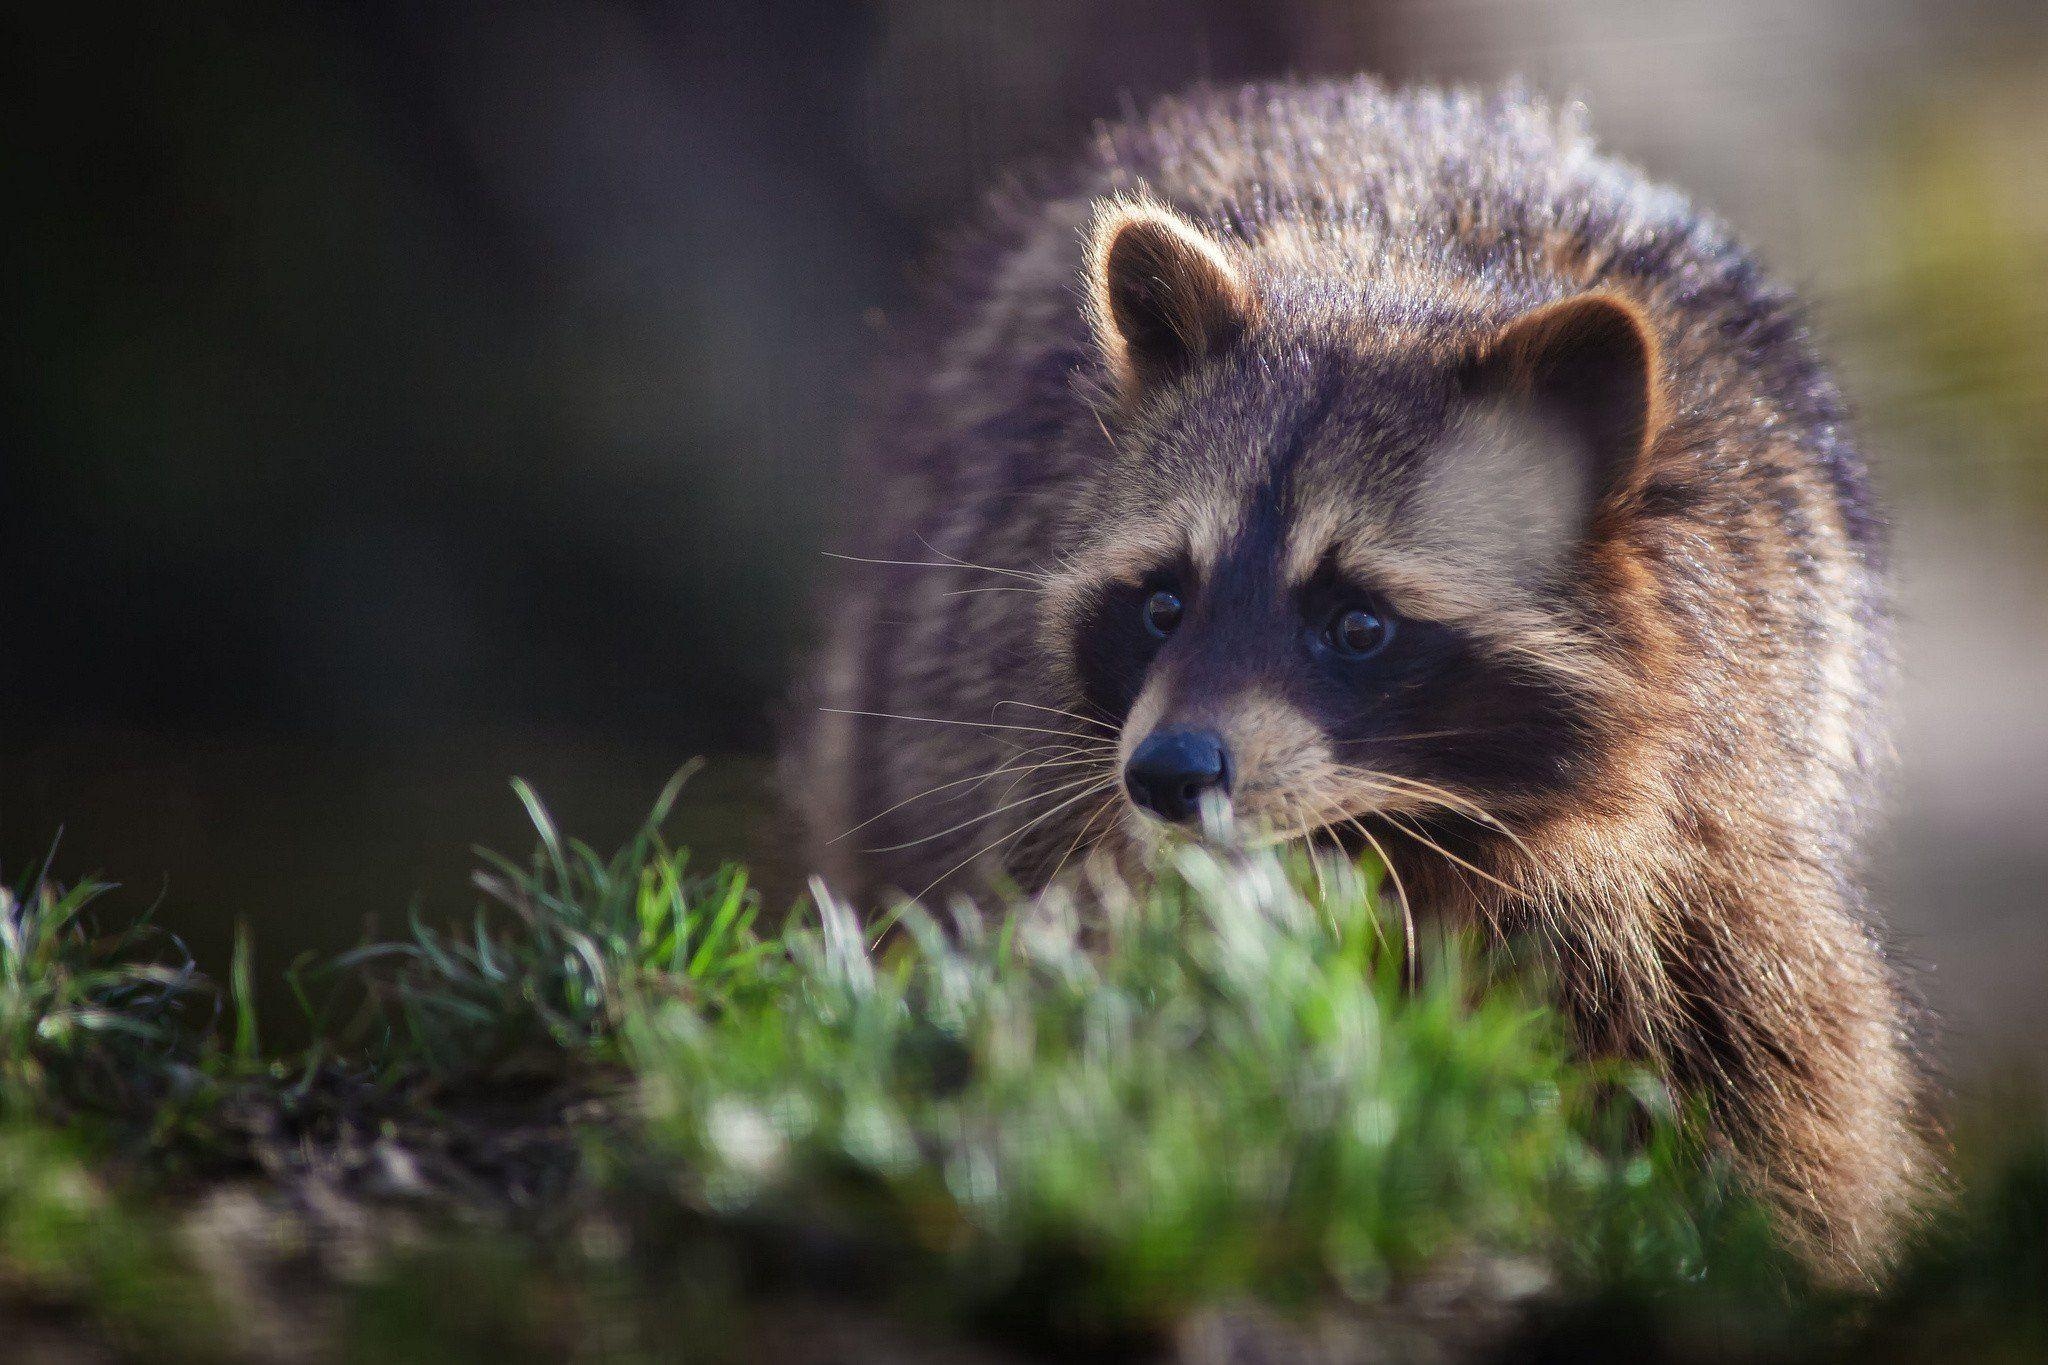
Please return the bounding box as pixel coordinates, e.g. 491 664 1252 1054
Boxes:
1086 200 1255 399
1464 293 1663 504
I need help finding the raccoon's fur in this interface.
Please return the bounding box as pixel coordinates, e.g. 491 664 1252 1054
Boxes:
781 80 1932 1278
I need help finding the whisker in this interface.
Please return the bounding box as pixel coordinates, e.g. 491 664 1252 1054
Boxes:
1351 769 1531 863
818 707 1110 745
911 777 1123 905
1299 814 1327 900
1379 809 1524 899
830 754 1111 844
987 750 1102 805
864 770 1112 854
990 700 1120 734
821 550 1045 584
1343 813 1416 990
1333 728 1477 746
915 532 1054 583
1041 790 1121 888
1335 766 1533 860
993 737 1112 762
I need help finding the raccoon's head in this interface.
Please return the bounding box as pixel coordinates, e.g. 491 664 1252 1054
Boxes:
1042 198 1665 859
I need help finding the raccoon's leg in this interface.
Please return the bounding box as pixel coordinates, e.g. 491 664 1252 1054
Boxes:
1645 875 1933 1281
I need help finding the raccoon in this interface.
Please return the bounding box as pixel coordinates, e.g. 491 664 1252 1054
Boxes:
782 81 1931 1278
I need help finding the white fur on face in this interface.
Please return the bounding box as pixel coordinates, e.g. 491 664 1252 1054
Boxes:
1417 397 1595 590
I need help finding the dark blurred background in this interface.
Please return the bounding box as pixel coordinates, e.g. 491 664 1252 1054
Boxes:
6 2 2046 1068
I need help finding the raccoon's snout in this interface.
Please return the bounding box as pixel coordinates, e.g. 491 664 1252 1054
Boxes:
1125 728 1232 823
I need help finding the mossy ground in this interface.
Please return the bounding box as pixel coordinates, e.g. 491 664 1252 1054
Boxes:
2 772 2041 1362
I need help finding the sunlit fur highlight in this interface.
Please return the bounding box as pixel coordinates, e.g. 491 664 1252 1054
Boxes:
1085 195 1259 399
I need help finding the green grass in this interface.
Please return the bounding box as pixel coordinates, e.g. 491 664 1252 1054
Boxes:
323 773 1744 1320
326 763 772 1080
1 774 2042 1361
623 843 1744 1328
0 859 212 1124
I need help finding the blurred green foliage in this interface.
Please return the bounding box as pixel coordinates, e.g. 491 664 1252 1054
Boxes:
0 783 2041 1359
1852 64 2048 510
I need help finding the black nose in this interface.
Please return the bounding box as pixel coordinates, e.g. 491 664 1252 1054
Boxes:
1125 728 1232 824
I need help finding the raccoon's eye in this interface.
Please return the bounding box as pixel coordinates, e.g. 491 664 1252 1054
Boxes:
1322 603 1393 660
1142 589 1184 639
